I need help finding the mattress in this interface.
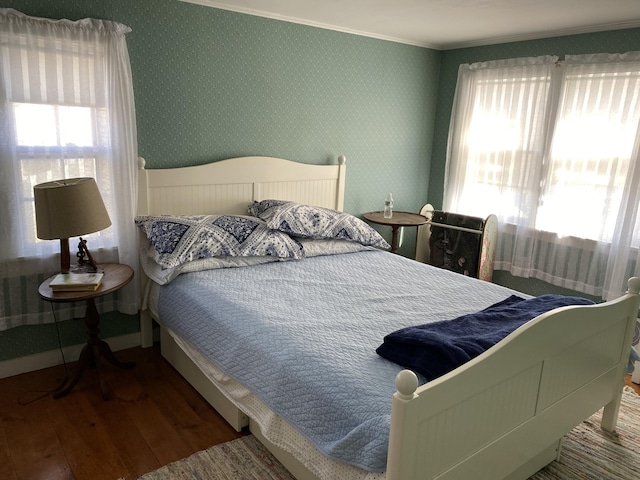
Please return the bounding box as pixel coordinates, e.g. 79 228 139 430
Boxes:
154 250 520 474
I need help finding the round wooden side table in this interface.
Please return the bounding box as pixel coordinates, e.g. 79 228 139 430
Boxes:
363 211 430 253
39 263 135 400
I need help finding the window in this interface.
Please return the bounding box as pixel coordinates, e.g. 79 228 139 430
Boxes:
453 70 554 226
539 68 640 243
0 23 117 261
445 53 640 299
11 102 114 258
0 9 139 330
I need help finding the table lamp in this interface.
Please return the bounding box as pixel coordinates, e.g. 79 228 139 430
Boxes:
34 177 112 274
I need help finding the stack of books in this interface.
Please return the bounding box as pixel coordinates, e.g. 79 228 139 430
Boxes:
49 272 104 292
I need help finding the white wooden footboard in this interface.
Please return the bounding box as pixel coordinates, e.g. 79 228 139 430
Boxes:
386 277 640 480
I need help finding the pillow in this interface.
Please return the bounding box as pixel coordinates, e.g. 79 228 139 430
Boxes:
135 214 304 269
139 247 283 285
297 238 376 257
249 200 390 249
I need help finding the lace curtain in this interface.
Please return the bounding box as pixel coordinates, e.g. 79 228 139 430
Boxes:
444 53 640 300
0 9 139 330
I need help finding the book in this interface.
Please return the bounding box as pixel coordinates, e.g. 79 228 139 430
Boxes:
50 272 104 292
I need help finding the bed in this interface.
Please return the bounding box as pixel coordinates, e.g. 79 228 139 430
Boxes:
136 155 640 480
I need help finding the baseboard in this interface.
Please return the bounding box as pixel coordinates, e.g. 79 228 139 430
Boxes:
0 332 141 380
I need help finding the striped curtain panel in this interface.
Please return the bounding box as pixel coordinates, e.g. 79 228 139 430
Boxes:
0 9 140 330
445 53 640 300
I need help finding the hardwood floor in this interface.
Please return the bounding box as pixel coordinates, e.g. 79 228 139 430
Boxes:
626 373 640 394
0 345 245 480
2 345 640 480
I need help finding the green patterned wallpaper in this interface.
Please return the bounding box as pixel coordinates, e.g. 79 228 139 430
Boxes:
0 312 139 361
3 1 639 362
2 0 439 361
10 0 440 219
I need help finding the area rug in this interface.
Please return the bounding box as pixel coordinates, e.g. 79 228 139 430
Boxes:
138 387 640 480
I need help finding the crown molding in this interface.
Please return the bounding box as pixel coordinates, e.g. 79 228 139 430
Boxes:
441 20 640 51
179 0 640 51
177 0 439 49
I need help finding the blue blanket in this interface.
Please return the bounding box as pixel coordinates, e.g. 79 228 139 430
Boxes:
376 294 595 381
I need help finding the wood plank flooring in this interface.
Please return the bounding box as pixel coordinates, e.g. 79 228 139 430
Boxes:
625 373 640 394
1 344 640 480
0 345 245 480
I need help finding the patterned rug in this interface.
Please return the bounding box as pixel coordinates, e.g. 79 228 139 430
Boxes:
138 388 640 480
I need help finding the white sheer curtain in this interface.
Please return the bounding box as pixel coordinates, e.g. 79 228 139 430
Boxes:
445 53 640 300
0 9 139 330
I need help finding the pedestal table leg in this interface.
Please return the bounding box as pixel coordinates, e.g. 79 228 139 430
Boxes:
54 297 134 400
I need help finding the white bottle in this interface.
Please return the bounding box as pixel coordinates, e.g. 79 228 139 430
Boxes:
384 193 394 218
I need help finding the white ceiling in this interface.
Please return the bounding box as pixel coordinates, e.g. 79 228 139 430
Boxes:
181 0 640 50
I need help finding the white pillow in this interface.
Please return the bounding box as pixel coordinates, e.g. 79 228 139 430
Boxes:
298 238 376 257
139 248 283 285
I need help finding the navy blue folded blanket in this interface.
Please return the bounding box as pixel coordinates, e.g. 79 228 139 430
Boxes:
376 294 595 382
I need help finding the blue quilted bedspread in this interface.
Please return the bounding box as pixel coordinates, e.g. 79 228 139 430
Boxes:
157 250 525 471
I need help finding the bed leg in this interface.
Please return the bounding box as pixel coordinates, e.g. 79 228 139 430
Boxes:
601 389 623 433
555 438 563 461
140 309 154 348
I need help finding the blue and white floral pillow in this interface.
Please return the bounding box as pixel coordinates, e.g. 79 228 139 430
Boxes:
135 214 304 269
249 200 390 249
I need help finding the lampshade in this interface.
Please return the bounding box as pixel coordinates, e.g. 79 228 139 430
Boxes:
34 177 111 273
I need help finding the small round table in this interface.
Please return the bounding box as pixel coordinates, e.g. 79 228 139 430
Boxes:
363 211 430 254
39 263 135 400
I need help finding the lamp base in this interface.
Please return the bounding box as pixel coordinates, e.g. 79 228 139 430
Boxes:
60 238 71 274
75 237 98 272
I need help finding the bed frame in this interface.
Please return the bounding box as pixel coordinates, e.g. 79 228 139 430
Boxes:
137 155 640 480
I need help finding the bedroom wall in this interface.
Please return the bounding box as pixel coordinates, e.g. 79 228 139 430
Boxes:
5 1 636 366
1 0 440 363
430 27 640 298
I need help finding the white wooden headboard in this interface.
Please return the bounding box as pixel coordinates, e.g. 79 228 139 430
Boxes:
137 155 347 216
137 155 347 347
